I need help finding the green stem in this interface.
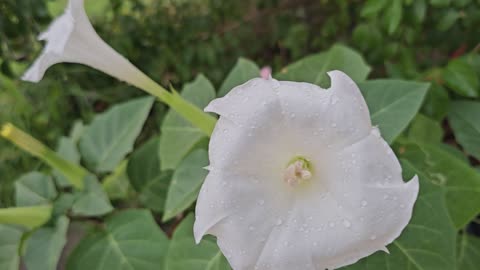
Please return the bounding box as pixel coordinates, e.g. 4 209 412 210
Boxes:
1 123 88 189
132 73 217 136
0 205 52 229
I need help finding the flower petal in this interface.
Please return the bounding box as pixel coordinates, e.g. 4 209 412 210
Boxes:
194 169 294 269
22 0 157 92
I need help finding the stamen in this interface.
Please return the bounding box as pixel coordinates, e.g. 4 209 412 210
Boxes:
284 158 312 186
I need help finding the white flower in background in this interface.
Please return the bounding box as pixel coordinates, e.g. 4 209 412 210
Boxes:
22 0 157 92
194 71 419 270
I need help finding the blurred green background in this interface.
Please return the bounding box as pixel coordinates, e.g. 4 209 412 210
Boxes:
1 0 479 208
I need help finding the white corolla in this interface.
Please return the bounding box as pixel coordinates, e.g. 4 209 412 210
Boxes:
22 0 158 93
194 71 419 270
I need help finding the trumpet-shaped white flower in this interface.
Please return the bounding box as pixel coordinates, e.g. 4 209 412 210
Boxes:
194 71 419 270
22 0 157 92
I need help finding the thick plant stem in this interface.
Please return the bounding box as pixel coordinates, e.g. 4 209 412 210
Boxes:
1 123 88 189
0 205 52 229
135 75 216 136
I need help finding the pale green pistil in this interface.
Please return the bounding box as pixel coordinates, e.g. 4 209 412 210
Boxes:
284 157 313 186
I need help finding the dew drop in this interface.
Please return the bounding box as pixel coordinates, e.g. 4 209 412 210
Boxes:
331 123 337 128
276 219 283 226
361 200 368 207
313 241 318 247
329 222 335 228
343 219 351 228
258 199 265 206
400 204 405 209
249 226 255 231
370 235 377 240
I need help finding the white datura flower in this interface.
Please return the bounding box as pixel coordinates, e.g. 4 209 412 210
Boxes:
22 0 155 92
194 71 419 270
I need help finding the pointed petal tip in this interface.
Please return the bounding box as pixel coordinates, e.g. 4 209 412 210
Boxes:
193 223 205 245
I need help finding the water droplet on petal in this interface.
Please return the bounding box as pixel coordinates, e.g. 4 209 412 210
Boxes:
361 200 368 207
249 226 255 231
276 219 283 226
370 235 377 240
329 222 335 228
343 219 351 228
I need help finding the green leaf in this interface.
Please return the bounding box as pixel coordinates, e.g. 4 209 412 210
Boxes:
54 137 81 188
276 44 371 87
102 160 131 200
443 58 480 98
361 0 388 17
413 0 427 23
24 216 69 270
448 101 480 160
437 9 461 31
399 143 480 229
343 159 456 270
67 209 169 270
163 149 209 221
128 137 162 192
160 75 215 170
430 0 451 7
218 58 260 97
0 225 23 270
139 172 172 213
408 114 443 143
127 137 172 212
71 176 113 217
15 172 57 207
0 205 53 229
166 214 230 270
79 96 155 173
421 83 450 121
385 0 403 34
457 234 480 270
359 80 429 144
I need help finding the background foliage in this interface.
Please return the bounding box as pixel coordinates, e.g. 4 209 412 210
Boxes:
1 0 480 269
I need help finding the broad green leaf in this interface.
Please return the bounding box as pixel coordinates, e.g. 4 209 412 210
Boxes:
276 44 371 87
139 172 172 213
160 75 215 170
54 137 81 188
218 58 260 97
342 159 456 270
408 114 443 143
163 149 208 221
67 209 169 270
102 160 130 200
359 80 429 144
127 137 171 212
0 225 23 270
71 176 113 217
79 96 154 173
15 172 57 207
457 234 480 270
166 214 230 270
128 137 162 192
399 143 480 228
443 58 479 97
448 101 480 160
24 216 69 270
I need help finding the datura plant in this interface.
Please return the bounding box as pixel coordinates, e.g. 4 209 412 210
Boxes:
2 0 479 270
194 73 418 270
